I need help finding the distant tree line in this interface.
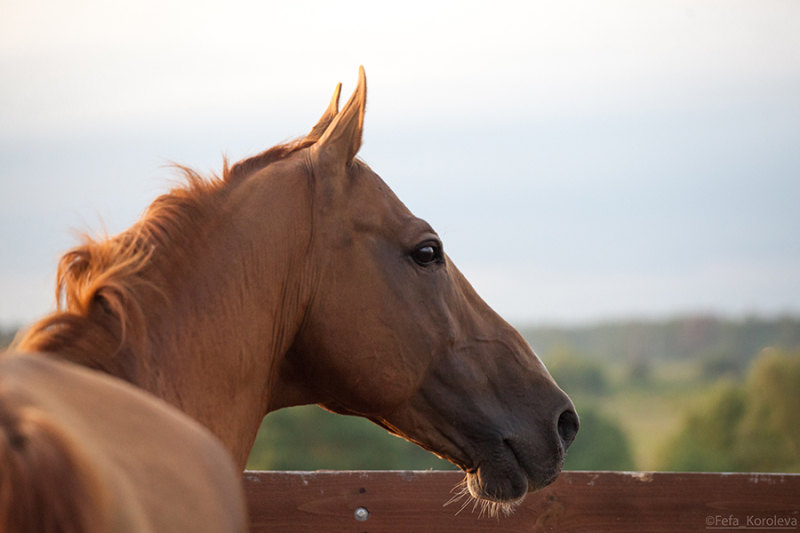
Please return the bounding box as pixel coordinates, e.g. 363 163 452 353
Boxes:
661 348 800 472
521 315 800 375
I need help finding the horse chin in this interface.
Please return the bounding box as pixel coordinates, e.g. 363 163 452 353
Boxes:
445 468 530 519
455 442 563 516
466 468 528 504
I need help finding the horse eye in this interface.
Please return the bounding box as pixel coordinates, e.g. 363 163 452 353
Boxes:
412 243 441 266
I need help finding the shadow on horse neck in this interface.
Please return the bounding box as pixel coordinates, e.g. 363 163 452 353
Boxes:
17 67 578 509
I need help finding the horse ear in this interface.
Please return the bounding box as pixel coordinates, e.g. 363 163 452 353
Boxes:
311 66 366 167
306 82 342 142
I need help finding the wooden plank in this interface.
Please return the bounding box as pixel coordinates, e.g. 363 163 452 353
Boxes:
243 471 800 532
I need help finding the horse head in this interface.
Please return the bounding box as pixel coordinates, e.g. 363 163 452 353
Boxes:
270 68 578 507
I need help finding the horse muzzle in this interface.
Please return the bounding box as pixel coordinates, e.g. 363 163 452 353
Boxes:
465 401 579 503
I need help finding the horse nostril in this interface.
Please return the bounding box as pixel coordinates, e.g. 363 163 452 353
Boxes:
557 408 579 450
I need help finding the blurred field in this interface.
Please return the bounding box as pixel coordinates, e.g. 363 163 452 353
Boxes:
571 360 710 469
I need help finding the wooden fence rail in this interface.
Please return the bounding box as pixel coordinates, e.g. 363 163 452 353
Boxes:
243 470 799 532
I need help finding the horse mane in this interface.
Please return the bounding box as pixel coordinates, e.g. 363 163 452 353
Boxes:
16 137 315 378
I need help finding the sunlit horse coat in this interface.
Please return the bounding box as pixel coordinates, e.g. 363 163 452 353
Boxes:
3 67 577 530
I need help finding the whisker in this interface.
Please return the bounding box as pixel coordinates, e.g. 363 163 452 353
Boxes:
443 476 520 519
471 496 482 515
443 477 473 516
442 478 468 506
458 496 473 516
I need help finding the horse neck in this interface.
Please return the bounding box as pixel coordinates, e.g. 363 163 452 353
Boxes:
138 173 317 468
21 170 315 470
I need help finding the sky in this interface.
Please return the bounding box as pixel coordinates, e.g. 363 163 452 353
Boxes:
1 1 799 327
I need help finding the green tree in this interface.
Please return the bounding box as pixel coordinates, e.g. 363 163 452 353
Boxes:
660 348 800 472
736 348 800 471
546 347 609 396
246 405 454 471
625 355 653 384
659 382 746 471
564 407 635 470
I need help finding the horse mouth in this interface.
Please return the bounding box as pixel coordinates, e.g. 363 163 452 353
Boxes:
462 438 564 505
369 408 568 507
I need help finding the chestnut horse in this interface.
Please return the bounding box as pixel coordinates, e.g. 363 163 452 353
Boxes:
0 353 246 532
8 67 577 524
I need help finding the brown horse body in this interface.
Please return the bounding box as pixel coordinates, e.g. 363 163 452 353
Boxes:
5 67 577 526
0 353 245 532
